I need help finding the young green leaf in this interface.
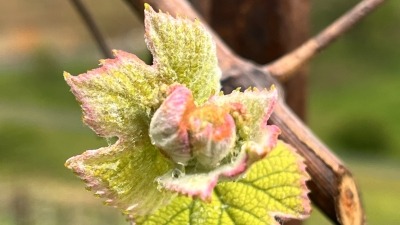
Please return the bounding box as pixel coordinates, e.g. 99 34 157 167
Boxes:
64 51 160 138
136 141 311 225
64 5 221 217
65 136 174 217
144 4 221 105
64 4 311 223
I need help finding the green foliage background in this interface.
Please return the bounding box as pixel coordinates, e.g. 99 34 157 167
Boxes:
0 0 399 224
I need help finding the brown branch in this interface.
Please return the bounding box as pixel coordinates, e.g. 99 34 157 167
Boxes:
124 0 376 224
264 0 386 81
69 0 113 58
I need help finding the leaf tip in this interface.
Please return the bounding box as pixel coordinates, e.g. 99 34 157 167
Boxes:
144 3 155 15
144 3 151 10
63 71 72 82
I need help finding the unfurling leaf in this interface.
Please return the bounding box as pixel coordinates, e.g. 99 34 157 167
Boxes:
144 4 220 105
136 141 311 225
149 85 281 201
64 3 311 224
64 4 221 216
149 85 195 165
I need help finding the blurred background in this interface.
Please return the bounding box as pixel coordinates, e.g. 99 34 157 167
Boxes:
0 0 399 224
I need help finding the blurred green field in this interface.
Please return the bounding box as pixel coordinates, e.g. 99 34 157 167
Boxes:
310 0 400 158
307 1 400 223
1 0 399 224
